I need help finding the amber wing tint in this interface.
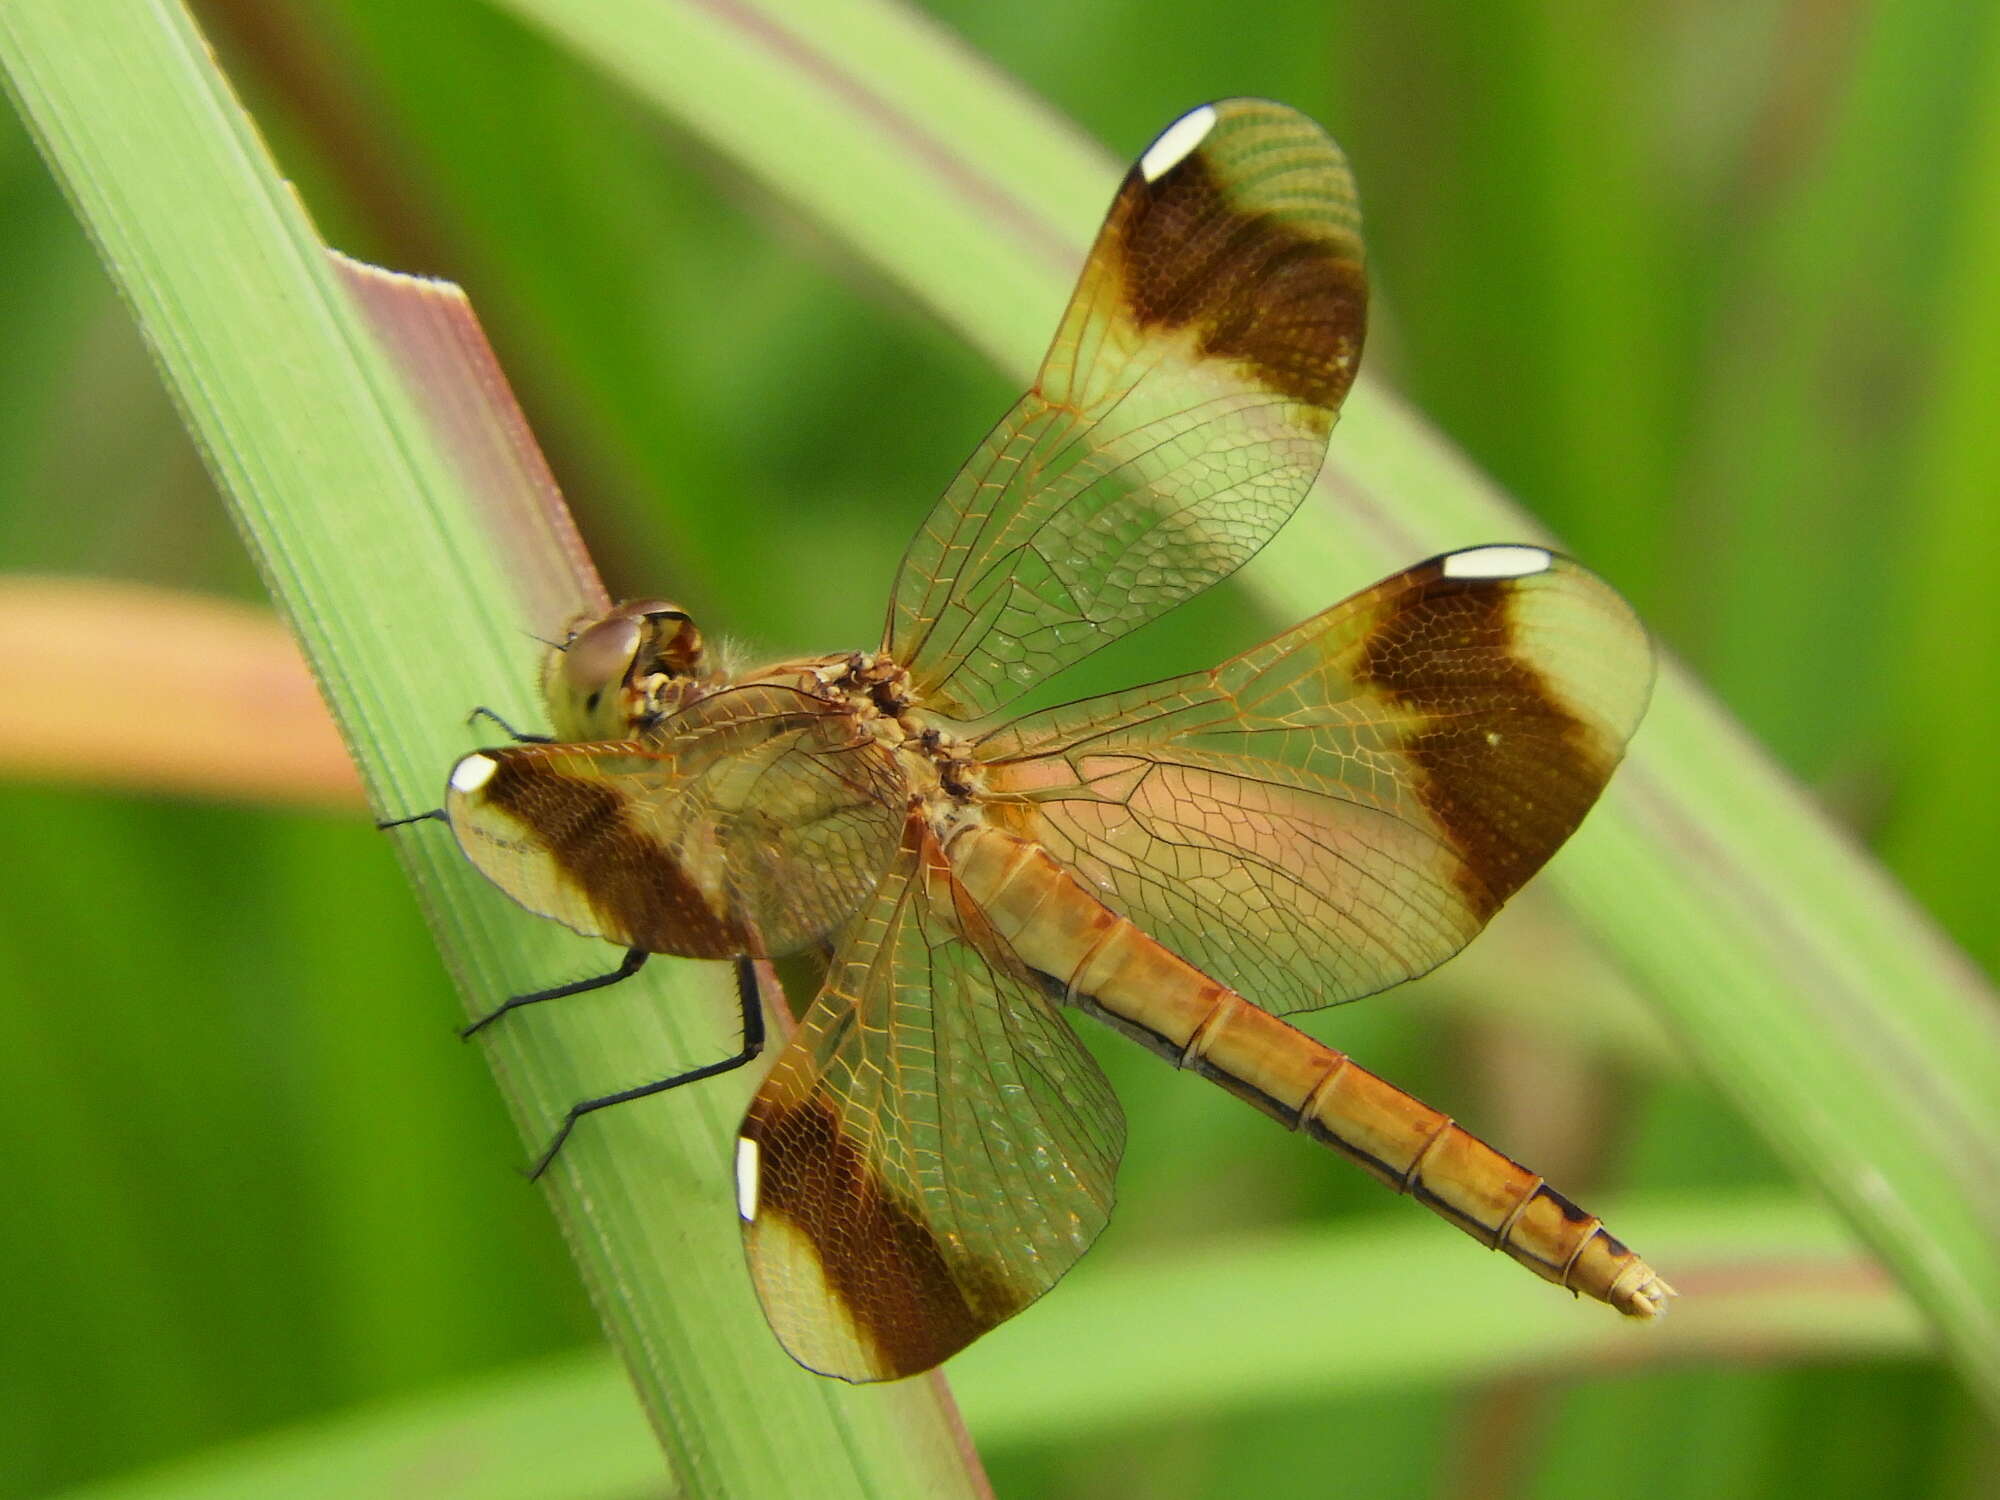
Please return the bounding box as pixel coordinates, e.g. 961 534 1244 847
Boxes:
427 98 1664 1376
885 99 1367 721
738 810 1125 1381
976 548 1654 1015
445 683 906 959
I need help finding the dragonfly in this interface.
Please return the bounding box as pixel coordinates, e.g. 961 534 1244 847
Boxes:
420 98 1669 1382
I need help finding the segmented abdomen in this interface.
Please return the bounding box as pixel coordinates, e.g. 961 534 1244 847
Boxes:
948 824 1672 1317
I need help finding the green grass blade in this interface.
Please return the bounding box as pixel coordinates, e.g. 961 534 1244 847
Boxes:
485 0 2000 1410
48 1350 652 1500
951 1191 1930 1446
0 3 986 1494
47 1191 1923 1500
1883 19 2000 978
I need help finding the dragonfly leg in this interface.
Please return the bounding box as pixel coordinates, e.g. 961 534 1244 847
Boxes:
466 705 552 742
525 957 768 1179
375 808 447 831
460 948 649 1039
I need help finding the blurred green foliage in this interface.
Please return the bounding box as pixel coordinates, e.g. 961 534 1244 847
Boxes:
0 1 1993 1496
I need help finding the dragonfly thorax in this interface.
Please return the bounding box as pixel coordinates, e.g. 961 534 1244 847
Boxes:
803 650 983 817
542 598 714 742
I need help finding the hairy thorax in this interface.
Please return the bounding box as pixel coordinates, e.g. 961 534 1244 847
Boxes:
770 649 988 850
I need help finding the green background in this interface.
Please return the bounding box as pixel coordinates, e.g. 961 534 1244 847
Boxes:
0 1 1993 1496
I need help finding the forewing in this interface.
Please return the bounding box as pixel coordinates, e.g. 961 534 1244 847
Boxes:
445 684 905 959
977 547 1654 1014
886 99 1367 720
738 810 1125 1381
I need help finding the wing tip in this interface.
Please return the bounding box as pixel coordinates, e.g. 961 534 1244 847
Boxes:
1140 103 1220 182
1441 544 1554 581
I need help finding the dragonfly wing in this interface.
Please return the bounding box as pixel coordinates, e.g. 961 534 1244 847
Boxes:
738 810 1125 1381
444 684 906 958
886 99 1367 720
978 546 1654 1014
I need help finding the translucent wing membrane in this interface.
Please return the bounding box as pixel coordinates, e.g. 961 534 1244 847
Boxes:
445 684 905 958
739 811 1125 1381
886 99 1367 721
426 96 1668 1379
977 548 1654 1015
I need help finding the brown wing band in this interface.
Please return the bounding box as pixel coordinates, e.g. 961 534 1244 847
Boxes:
476 750 748 955
1114 147 1366 412
1352 565 1615 921
740 1086 1021 1377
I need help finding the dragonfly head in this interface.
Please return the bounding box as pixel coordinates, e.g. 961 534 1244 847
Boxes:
543 599 709 741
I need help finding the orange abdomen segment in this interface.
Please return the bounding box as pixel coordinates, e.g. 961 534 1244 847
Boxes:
949 825 1672 1318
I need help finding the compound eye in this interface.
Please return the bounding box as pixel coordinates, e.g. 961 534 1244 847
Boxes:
629 603 703 677
561 614 644 701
